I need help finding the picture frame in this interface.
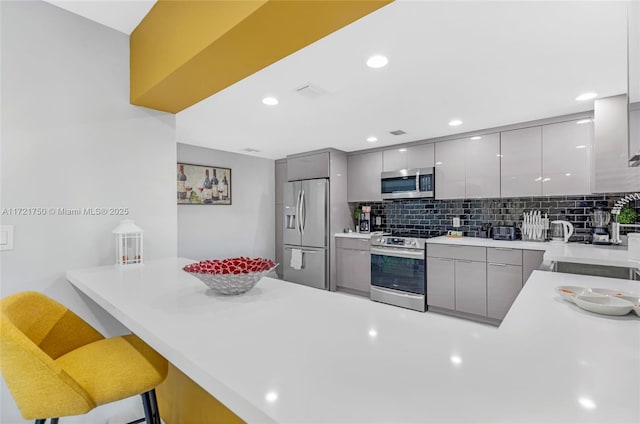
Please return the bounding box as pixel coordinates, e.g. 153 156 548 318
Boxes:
177 162 232 205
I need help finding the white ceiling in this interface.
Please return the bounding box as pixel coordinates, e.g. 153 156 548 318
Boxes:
45 1 628 160
45 0 155 35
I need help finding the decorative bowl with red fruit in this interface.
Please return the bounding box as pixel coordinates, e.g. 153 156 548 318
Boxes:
183 257 277 295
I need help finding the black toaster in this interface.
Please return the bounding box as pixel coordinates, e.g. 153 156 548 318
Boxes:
491 226 519 240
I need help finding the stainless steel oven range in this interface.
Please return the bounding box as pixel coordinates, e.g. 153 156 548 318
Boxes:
370 235 426 312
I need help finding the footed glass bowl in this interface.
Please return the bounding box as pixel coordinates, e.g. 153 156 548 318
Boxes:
183 258 277 295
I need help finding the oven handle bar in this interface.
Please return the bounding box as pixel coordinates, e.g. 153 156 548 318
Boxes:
370 247 425 260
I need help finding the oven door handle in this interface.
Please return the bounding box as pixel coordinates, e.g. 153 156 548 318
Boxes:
370 247 424 260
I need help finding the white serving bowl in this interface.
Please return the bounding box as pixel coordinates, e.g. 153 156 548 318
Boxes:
574 294 634 316
555 286 586 303
590 288 640 298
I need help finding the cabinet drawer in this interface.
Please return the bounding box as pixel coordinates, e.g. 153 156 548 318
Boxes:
336 237 370 251
427 244 486 262
487 247 522 266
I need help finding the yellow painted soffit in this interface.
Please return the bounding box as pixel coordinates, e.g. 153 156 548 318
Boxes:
130 0 393 114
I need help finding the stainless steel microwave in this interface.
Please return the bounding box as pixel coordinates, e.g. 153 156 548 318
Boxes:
381 167 434 199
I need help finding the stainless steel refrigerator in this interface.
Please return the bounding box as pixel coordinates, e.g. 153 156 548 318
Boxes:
283 179 328 290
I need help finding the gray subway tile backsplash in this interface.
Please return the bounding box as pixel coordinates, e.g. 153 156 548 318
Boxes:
357 193 638 243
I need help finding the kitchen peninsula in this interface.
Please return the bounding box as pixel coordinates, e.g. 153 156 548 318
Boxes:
67 258 639 423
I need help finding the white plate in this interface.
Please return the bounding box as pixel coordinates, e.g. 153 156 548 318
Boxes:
574 294 634 316
633 304 640 318
590 288 640 298
555 286 585 303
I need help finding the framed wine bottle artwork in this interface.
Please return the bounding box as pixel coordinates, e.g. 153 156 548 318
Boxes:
177 162 231 205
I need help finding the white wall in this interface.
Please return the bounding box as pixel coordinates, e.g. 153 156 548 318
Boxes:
177 143 275 261
1 1 177 423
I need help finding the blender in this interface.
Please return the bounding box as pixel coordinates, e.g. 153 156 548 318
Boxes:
590 207 611 245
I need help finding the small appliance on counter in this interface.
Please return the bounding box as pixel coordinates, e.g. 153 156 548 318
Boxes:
492 226 519 241
550 220 574 243
478 223 492 239
359 206 371 234
590 207 611 245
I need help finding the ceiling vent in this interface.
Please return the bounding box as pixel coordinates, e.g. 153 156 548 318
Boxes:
295 83 326 98
390 130 407 136
242 148 261 153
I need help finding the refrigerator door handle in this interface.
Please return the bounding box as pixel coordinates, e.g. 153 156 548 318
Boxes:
300 189 306 235
295 189 302 234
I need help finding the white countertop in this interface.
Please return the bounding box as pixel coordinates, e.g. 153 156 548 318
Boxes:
427 235 548 250
334 232 372 239
67 259 640 423
427 235 640 269
334 231 387 239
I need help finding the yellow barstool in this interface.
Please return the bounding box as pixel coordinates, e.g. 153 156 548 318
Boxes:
0 291 168 424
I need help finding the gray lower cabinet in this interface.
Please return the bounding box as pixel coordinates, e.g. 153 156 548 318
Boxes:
336 238 371 295
427 243 542 323
523 250 545 283
454 260 487 316
487 263 523 320
426 257 455 309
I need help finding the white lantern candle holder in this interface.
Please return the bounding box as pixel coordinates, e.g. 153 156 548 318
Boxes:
112 219 143 266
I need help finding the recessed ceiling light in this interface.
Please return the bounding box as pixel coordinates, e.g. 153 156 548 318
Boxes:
262 96 278 106
565 173 572 177
534 177 543 182
367 136 378 143
366 55 388 68
448 119 463 127
576 119 592 124
436 161 443 165
542 177 551 182
578 397 596 410
265 391 279 403
398 148 407 152
496 154 503 158
470 136 482 140
575 92 597 101
450 355 463 366
576 145 587 149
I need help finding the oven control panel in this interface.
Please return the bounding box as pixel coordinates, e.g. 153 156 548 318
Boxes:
371 236 426 250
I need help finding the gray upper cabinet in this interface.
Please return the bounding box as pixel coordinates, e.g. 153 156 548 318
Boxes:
593 95 640 192
501 126 543 197
347 151 383 202
542 120 591 196
383 144 435 171
382 148 408 171
407 144 435 170
465 133 501 199
435 138 466 199
287 152 330 181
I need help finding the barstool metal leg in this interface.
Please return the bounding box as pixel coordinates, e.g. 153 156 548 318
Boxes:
141 391 153 424
50 419 59 424
148 389 160 424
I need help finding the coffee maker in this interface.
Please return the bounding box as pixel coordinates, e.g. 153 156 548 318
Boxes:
590 207 611 245
359 206 371 234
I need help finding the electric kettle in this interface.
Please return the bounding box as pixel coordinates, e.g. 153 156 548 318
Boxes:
550 220 574 243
